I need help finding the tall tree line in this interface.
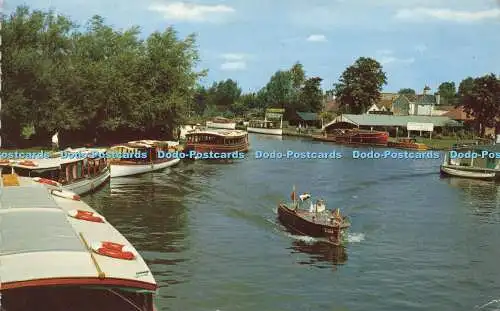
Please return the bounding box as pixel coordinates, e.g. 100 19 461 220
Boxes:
1 6 204 147
193 62 325 119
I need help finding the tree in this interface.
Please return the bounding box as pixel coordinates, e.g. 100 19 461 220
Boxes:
299 77 323 112
398 88 416 96
2 5 205 146
205 79 242 111
436 81 457 105
459 74 500 137
457 77 474 104
265 70 294 109
333 57 387 114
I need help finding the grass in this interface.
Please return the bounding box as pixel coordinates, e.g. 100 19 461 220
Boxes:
415 137 466 150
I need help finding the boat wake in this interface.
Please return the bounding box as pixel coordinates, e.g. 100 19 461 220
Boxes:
346 232 365 243
475 299 500 310
284 232 365 244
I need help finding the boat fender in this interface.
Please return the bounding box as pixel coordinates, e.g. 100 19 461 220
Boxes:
19 160 38 167
51 189 81 201
91 241 136 260
68 209 105 223
32 177 61 187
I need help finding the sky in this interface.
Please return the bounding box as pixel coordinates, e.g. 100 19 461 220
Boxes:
6 0 500 93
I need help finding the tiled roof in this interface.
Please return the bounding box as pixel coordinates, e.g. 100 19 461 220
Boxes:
443 106 475 121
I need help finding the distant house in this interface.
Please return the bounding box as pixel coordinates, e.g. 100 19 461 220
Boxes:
391 93 441 116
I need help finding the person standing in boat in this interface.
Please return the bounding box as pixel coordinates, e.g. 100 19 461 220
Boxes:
51 131 59 151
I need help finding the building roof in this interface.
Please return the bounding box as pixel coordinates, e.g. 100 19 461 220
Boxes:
323 114 462 129
296 112 319 121
442 106 474 121
398 94 437 105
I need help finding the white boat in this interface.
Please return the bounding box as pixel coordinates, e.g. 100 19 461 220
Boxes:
0 172 157 310
206 117 236 130
247 120 283 136
440 144 500 180
179 124 202 139
4 147 110 195
109 140 181 178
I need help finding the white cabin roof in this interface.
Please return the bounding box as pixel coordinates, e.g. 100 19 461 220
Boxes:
9 148 108 170
186 129 248 137
0 175 157 291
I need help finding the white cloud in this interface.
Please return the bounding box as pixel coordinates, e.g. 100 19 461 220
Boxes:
148 2 235 22
394 8 500 22
220 61 246 70
220 53 247 61
306 34 327 42
220 53 249 70
379 56 415 65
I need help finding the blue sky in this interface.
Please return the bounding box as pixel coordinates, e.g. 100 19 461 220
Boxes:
7 0 500 93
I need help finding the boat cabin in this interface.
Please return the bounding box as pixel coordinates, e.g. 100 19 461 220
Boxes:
248 120 281 129
186 130 248 146
444 145 500 170
9 150 108 186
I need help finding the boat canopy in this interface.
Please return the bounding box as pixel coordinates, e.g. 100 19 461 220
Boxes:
0 176 157 292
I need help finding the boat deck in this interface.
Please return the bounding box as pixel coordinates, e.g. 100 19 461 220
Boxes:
282 204 350 228
0 174 157 291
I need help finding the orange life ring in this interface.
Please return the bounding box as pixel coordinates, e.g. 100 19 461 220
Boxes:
32 177 61 187
19 160 37 167
68 209 105 223
91 241 136 260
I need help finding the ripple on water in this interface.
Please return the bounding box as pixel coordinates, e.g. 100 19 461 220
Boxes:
81 137 500 311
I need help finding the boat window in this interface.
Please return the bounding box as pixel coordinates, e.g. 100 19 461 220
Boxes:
76 161 83 179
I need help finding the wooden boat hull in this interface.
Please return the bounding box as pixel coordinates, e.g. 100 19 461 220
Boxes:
334 130 388 146
247 127 282 136
440 165 499 180
312 135 336 142
110 158 180 178
206 121 236 130
277 204 347 245
388 141 428 150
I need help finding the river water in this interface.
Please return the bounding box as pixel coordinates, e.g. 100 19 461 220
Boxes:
84 134 500 311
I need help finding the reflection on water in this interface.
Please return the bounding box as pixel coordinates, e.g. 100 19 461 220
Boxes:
290 240 347 268
444 177 500 223
251 133 283 141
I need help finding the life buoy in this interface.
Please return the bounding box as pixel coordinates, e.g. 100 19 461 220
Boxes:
19 160 37 167
51 189 81 201
32 177 61 187
68 209 105 223
91 241 136 260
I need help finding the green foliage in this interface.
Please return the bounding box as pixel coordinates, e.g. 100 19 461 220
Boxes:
398 88 416 96
333 57 387 114
2 5 204 146
458 74 500 137
436 81 457 105
299 77 323 112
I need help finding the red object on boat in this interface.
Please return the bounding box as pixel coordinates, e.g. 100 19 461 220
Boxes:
334 129 388 146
